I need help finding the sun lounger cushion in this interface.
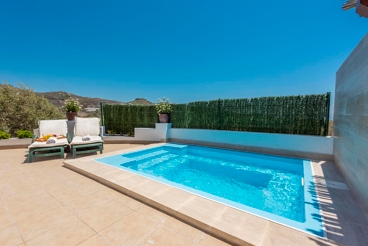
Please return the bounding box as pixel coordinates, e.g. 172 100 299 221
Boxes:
38 119 67 137
74 117 100 136
71 136 103 145
28 138 69 148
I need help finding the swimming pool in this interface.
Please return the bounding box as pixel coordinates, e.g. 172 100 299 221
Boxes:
96 143 323 237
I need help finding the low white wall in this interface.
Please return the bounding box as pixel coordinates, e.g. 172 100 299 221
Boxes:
135 123 170 141
169 128 333 159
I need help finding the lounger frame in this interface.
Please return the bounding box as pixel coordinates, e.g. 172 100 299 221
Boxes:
71 141 103 158
28 146 65 163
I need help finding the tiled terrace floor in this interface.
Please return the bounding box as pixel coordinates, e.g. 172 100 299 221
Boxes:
0 145 229 246
1 144 368 245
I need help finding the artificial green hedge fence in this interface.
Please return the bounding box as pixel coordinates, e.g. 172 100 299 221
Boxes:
102 93 330 136
102 104 157 135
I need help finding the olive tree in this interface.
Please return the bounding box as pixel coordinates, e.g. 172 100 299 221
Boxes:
0 82 64 135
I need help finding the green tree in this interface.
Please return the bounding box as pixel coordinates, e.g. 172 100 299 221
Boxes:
0 82 64 135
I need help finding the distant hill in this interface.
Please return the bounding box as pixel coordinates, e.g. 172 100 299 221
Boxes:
0 84 153 116
37 92 154 117
126 98 153 105
37 91 125 109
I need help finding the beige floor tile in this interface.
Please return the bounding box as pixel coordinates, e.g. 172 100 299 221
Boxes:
66 173 95 185
79 200 133 232
130 180 171 200
261 222 334 246
77 234 110 246
101 187 127 200
151 187 196 210
163 217 204 242
0 184 43 201
56 167 90 179
44 185 85 204
16 207 75 241
0 168 22 179
0 211 13 230
115 174 151 190
89 166 120 177
316 185 359 206
67 179 107 197
178 196 227 227
100 170 135 183
197 233 231 246
24 168 69 179
136 204 169 223
99 211 159 246
0 173 29 185
325 220 368 246
0 224 24 246
25 218 95 246
116 194 145 210
2 189 53 209
321 201 368 227
0 177 38 197
69 161 104 173
137 225 195 246
0 201 6 213
212 207 268 246
7 196 62 223
0 160 13 167
26 175 70 188
64 190 113 216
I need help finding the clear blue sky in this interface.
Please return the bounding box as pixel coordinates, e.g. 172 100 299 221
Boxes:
0 1 366 104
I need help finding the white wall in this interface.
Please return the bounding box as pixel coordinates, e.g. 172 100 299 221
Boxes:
169 128 333 158
134 123 170 141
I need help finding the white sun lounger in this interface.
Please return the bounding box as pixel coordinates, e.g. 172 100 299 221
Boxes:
28 119 68 163
70 117 104 158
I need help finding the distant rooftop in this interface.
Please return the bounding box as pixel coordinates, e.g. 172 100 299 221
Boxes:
342 0 368 17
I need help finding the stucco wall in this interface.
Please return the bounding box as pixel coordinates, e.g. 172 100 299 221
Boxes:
334 34 368 214
169 128 333 160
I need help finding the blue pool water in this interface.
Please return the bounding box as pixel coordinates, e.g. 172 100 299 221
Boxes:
96 143 323 236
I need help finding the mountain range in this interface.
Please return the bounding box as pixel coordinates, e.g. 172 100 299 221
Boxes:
37 91 153 108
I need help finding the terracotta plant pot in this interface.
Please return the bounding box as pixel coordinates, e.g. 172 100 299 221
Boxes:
66 112 78 121
159 114 169 123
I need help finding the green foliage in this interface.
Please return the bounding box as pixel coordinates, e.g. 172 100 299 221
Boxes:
0 82 64 135
170 93 330 136
107 129 116 135
0 130 11 139
103 104 157 135
102 93 330 136
17 130 33 139
62 98 82 112
155 97 172 114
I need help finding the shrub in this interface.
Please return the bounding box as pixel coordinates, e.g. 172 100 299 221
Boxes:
17 130 33 139
0 130 11 139
0 82 64 135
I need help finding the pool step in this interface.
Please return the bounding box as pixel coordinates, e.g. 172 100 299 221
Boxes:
119 149 172 167
133 149 170 161
96 155 136 167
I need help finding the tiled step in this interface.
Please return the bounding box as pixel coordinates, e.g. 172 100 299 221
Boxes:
133 150 170 161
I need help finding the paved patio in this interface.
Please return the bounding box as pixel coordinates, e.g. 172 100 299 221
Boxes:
0 144 230 246
1 144 368 245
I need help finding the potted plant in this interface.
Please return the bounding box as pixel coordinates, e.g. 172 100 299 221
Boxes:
62 98 83 121
156 97 172 123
